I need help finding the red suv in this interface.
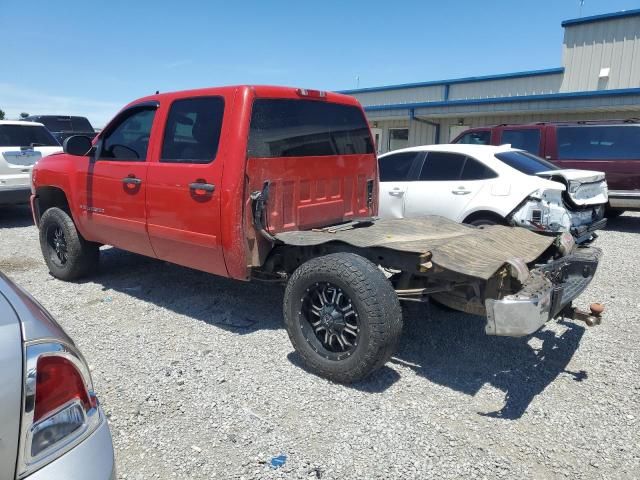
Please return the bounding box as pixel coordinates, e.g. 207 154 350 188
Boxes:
453 120 640 215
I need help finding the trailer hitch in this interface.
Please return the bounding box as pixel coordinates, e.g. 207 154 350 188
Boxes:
562 303 604 327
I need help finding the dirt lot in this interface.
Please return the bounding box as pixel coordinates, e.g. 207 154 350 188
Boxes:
1 206 639 479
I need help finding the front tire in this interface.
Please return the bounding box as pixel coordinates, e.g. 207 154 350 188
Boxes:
39 207 99 281
283 253 402 383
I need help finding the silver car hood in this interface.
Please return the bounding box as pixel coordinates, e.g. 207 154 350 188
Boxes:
535 169 608 206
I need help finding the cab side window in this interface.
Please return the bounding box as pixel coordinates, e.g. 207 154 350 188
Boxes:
161 97 225 164
456 131 490 145
378 152 418 182
500 129 541 155
100 108 156 161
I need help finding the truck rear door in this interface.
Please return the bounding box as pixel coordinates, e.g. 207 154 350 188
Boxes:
145 95 228 276
246 91 376 233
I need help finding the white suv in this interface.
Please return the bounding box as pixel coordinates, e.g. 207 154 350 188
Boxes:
0 121 62 205
378 144 609 243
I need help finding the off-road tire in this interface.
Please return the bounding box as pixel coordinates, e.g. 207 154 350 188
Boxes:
39 207 99 281
284 252 402 383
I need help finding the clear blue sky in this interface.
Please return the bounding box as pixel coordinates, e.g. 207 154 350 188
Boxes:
1 0 639 126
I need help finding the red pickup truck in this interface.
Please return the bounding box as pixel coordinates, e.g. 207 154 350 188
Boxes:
30 86 603 382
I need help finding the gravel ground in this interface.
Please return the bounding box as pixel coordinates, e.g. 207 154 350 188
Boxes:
1 206 639 479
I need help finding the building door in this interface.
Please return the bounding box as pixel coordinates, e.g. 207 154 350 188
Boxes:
370 128 383 154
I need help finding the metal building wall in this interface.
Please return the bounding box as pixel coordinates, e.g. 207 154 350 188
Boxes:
449 73 563 100
561 16 640 91
351 85 445 107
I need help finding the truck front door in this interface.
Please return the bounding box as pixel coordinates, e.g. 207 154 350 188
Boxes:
145 96 227 276
76 104 158 257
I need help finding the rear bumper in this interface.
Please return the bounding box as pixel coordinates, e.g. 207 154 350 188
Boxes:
0 186 31 205
26 413 115 480
485 247 601 336
608 190 640 210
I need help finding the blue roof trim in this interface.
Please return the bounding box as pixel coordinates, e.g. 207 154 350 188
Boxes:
338 68 565 94
562 8 640 27
363 88 640 112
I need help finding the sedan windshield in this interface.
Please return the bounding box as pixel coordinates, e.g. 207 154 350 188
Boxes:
495 150 558 175
0 125 60 147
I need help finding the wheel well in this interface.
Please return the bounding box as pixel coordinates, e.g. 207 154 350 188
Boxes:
34 187 71 225
462 210 506 225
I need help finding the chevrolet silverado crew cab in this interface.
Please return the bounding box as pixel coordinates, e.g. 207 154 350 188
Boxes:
452 120 640 215
31 86 604 383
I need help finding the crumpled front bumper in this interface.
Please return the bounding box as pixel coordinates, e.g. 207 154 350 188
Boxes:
485 247 601 336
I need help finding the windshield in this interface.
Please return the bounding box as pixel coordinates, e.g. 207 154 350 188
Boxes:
248 99 374 157
0 125 60 147
495 150 558 175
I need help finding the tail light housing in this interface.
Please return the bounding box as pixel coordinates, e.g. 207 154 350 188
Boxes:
16 342 101 478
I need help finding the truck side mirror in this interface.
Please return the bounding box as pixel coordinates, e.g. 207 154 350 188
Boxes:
63 135 94 156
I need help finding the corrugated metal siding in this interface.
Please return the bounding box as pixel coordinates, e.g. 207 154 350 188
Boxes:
449 74 563 100
352 85 444 106
368 109 640 151
561 16 640 91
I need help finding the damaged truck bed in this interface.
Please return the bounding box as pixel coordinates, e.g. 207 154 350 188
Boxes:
273 216 602 337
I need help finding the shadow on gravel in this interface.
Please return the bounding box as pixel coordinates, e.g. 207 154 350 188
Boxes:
0 205 34 228
389 305 587 420
88 247 285 333
604 214 640 234
90 247 587 414
286 351 402 392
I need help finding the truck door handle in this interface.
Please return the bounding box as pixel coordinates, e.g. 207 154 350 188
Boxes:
189 182 215 193
452 188 470 195
389 188 404 197
122 176 142 185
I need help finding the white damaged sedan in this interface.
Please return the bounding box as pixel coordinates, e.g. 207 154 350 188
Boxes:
378 144 608 243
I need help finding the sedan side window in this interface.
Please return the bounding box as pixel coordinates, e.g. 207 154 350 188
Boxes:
460 156 497 180
419 152 466 181
378 152 417 182
100 108 157 161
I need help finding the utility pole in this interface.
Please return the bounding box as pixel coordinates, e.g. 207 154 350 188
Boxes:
579 0 584 17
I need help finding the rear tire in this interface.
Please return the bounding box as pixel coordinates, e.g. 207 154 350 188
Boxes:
39 207 99 281
465 213 506 227
283 253 402 383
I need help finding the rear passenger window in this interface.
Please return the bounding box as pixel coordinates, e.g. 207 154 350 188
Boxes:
500 129 541 155
161 97 225 164
378 152 418 182
420 152 466 181
456 131 490 145
248 99 373 157
557 125 640 160
460 157 497 180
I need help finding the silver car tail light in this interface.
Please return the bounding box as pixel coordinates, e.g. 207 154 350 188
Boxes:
16 342 101 478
